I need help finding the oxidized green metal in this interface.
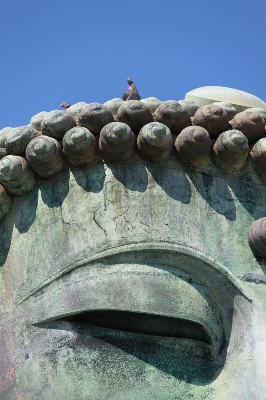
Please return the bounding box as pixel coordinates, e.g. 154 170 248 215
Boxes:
1 90 266 399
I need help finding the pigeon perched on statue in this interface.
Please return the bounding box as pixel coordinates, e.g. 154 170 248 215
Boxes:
122 78 141 101
60 101 71 110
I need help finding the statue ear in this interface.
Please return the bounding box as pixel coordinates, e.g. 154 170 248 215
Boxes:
122 91 129 101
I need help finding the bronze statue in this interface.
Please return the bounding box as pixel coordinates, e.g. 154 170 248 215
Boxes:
1 87 266 399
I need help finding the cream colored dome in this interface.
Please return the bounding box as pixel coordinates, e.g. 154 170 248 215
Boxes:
185 86 266 112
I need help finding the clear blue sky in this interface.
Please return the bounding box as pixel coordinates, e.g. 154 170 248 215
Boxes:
1 0 266 129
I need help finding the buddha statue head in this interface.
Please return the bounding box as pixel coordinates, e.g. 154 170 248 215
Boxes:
1 87 266 399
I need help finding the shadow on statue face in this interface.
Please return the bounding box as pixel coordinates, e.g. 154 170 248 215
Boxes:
38 319 222 385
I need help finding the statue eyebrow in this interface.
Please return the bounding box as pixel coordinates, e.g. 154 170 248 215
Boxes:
16 242 251 306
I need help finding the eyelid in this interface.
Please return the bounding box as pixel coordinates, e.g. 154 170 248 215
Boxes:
16 242 251 306
30 265 224 355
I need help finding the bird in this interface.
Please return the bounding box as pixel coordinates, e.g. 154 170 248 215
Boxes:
122 78 141 101
60 101 71 110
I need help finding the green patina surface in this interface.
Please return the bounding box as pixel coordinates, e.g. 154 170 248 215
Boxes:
1 153 266 399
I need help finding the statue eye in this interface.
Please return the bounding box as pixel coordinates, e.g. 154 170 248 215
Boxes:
55 310 211 345
31 262 224 356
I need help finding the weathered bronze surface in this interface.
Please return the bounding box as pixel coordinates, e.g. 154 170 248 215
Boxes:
174 125 211 170
211 129 249 172
99 122 135 162
63 126 97 168
116 100 153 133
41 110 76 140
248 218 266 258
192 104 229 138
229 111 265 144
153 100 191 134
26 136 64 178
5 126 40 156
1 90 266 399
79 103 114 136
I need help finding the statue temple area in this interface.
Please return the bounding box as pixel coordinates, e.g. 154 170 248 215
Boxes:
1 86 266 399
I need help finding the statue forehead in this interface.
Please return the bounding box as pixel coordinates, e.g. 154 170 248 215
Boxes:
0 154 264 305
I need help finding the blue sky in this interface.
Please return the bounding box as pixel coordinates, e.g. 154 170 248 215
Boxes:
1 0 266 129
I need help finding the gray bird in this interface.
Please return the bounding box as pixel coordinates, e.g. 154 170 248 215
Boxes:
122 78 141 101
60 101 71 110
